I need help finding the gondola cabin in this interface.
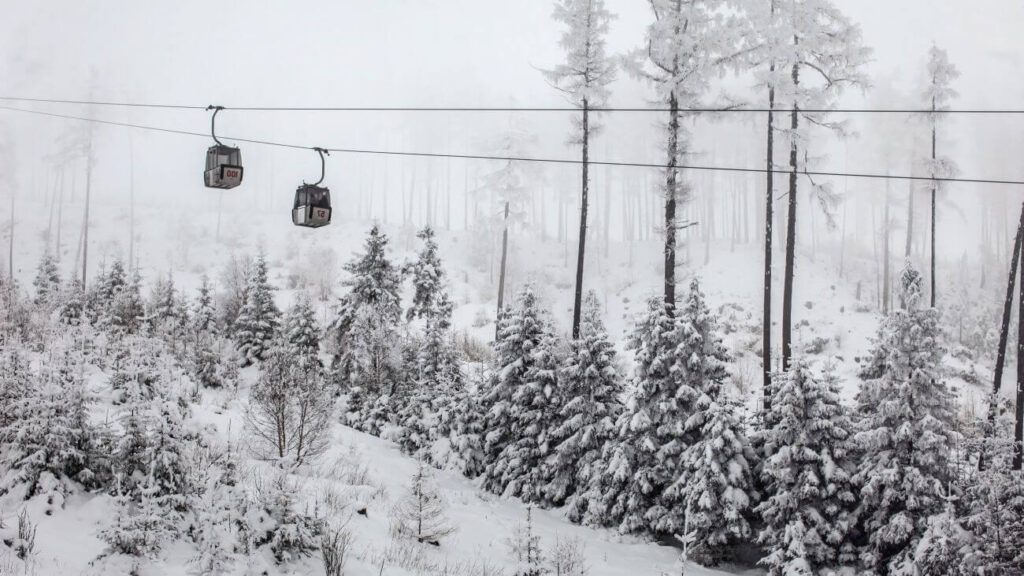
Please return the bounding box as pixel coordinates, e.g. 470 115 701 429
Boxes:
204 144 243 189
292 184 332 228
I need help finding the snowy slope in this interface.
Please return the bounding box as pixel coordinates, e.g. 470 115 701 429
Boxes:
2 193 1001 575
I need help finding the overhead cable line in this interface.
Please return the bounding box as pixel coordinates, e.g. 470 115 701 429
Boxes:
2 104 1023 187
1 95 1022 115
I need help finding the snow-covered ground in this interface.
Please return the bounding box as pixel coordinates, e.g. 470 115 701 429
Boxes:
0 193 1002 575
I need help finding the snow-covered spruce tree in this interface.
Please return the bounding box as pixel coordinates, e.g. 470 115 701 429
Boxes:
920 45 959 307
285 291 321 362
481 286 561 505
585 279 729 535
87 259 127 324
542 0 616 339
0 349 97 497
102 473 181 557
143 396 191 508
390 461 456 545
59 277 87 326
245 469 320 564
343 305 405 435
234 253 281 366
755 359 857 574
581 297 678 532
0 347 32 430
913 487 972 576
548 291 623 510
192 276 219 336
397 292 464 463
508 506 545 576
189 447 246 575
959 466 1024 573
187 277 239 390
106 267 146 336
673 397 756 566
404 225 445 322
247 339 332 465
32 252 61 309
147 274 188 347
453 370 488 478
330 226 403 431
854 262 957 574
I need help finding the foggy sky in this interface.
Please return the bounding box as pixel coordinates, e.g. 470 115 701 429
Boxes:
1 0 1022 260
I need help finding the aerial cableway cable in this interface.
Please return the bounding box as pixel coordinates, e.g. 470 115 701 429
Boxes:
2 95 1023 115
1 103 1023 187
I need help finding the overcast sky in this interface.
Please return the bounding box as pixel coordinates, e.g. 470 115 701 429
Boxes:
1 0 1022 257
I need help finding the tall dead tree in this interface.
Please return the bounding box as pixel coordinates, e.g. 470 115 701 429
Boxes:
625 0 745 310
765 0 869 372
922 45 959 308
981 202 1024 470
1016 244 1024 471
543 0 615 339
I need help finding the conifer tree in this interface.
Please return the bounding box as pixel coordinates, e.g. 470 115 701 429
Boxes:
59 278 86 325
674 398 756 566
192 275 218 336
854 263 957 574
0 350 96 497
285 292 320 362
103 473 180 557
398 293 464 461
245 470 320 564
481 286 560 504
585 279 728 535
234 253 281 366
548 291 623 510
405 226 445 322
390 462 456 545
755 359 857 574
914 489 972 576
331 226 403 403
188 277 237 389
148 274 188 343
108 268 146 335
508 506 545 576
190 449 245 575
33 253 61 309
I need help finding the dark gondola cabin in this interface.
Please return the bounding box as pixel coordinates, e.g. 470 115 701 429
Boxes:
204 144 243 189
292 184 331 228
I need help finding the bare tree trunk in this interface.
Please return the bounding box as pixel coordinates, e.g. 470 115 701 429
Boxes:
1015 242 1024 471
7 188 13 281
82 146 93 289
782 61 799 373
984 203 1023 468
56 168 65 263
496 201 510 339
763 75 776 404
129 137 136 267
905 178 914 258
604 162 611 258
882 182 891 315
664 91 680 310
930 96 938 308
571 99 590 340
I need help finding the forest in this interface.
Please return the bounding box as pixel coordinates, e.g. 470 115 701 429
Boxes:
0 0 1022 575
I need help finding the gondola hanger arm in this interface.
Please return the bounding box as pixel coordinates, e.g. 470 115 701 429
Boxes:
306 147 329 186
207 105 225 146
